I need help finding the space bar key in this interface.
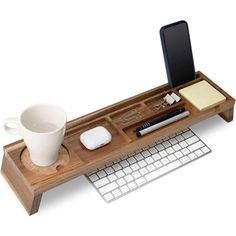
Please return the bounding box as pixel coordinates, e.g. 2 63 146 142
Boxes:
145 160 182 181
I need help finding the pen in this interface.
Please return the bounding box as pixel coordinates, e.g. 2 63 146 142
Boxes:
135 107 185 132
136 110 190 137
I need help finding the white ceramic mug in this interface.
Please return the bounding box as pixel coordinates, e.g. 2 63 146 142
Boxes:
3 104 67 167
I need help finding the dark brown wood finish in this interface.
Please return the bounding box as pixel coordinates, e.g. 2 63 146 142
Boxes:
1 71 235 215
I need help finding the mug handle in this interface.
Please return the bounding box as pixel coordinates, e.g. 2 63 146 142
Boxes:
3 117 20 135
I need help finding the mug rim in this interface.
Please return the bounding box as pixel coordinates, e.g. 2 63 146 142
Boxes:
19 103 67 135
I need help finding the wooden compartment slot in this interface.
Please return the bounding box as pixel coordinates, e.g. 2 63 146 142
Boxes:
123 101 187 141
66 117 128 164
1 71 235 215
109 103 145 127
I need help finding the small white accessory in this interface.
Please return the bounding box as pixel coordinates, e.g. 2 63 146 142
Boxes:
164 94 175 105
80 126 112 150
170 92 181 102
155 93 182 110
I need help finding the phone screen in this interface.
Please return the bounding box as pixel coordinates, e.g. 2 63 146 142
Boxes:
160 21 195 88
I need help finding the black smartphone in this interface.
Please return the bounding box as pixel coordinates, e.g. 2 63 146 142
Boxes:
160 20 195 88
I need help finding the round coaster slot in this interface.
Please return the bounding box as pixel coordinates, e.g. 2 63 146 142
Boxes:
20 145 70 175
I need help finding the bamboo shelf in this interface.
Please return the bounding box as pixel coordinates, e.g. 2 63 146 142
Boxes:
1 71 235 215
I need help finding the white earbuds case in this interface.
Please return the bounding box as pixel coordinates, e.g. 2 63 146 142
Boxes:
80 126 112 150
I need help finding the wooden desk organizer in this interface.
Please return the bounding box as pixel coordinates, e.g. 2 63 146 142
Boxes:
1 71 235 215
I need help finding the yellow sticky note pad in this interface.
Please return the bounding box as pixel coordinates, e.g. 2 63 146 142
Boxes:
179 80 226 111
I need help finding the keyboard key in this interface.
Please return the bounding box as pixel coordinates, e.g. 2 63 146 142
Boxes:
182 128 189 132
112 189 121 197
180 156 191 164
134 153 143 161
112 163 122 171
166 147 175 154
188 152 197 160
168 154 176 162
142 150 151 157
128 181 137 190
159 150 168 158
120 185 129 193
149 147 157 154
188 141 205 152
139 167 148 176
88 174 99 182
127 157 136 164
116 170 125 178
201 146 211 154
147 164 155 172
130 163 140 171
179 141 188 148
132 171 141 179
163 141 171 148
154 161 162 169
104 167 114 175
182 130 194 139
120 160 129 168
124 174 133 182
99 182 118 194
181 148 190 155
152 153 162 161
146 156 154 164
94 177 109 188
123 166 132 175
173 144 181 151
161 157 170 165
169 138 178 145
145 160 182 181
117 178 126 186
108 173 117 182
156 144 164 151
138 160 147 168
195 149 204 157
176 135 184 142
185 136 199 145
104 193 114 201
97 170 106 178
135 177 146 186
175 151 183 159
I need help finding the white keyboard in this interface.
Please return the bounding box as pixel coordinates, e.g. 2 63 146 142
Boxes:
85 128 211 202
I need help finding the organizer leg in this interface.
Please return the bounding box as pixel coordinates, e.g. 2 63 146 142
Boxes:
1 153 42 215
219 106 234 122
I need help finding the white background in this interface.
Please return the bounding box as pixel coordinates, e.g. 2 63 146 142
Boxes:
0 1 235 235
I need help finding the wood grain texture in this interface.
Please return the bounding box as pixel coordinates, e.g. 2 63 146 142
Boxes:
21 145 70 175
1 152 42 215
219 106 234 122
1 71 235 215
